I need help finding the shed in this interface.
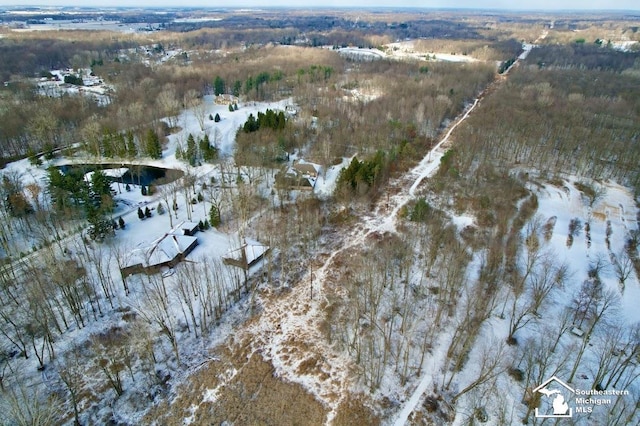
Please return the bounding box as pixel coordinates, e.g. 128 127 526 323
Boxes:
223 241 270 270
177 221 200 236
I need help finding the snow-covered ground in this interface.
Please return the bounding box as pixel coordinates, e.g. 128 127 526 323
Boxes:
0 89 350 424
335 42 481 64
611 40 638 52
1 27 638 424
532 178 640 324
37 68 113 106
10 20 161 33
386 41 480 63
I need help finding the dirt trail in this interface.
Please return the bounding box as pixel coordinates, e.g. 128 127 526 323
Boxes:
211 41 532 426
230 95 486 425
391 39 540 425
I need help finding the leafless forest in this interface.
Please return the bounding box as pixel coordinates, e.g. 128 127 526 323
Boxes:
0 7 639 426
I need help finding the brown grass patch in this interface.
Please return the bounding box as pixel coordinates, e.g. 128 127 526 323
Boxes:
332 394 380 426
193 353 327 426
296 355 322 376
145 349 328 426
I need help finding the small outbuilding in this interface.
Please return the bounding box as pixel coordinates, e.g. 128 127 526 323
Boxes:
223 240 270 270
214 94 238 105
176 221 200 236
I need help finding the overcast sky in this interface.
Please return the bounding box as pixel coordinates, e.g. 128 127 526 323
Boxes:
1 1 639 11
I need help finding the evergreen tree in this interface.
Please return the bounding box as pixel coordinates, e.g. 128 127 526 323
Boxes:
200 135 217 163
64 75 83 86
209 205 221 227
43 142 55 160
256 71 270 88
115 133 127 158
145 206 152 218
338 157 362 190
204 219 210 229
137 207 144 220
229 103 234 112
209 114 214 121
90 170 112 199
244 76 254 94
198 220 204 231
336 151 386 193
89 169 113 214
145 128 162 159
118 216 125 229
214 113 221 122
27 147 42 166
186 133 197 166
88 216 114 241
277 111 286 129
126 131 137 158
213 76 225 96
141 185 147 196
243 114 259 133
101 132 114 158
156 202 165 215
410 198 431 222
46 166 89 215
233 80 242 97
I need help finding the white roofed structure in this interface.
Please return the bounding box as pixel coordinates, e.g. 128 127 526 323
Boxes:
223 239 270 270
121 232 198 277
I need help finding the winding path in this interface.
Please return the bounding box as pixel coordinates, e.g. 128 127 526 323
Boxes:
235 83 488 425
230 38 538 426
391 39 538 426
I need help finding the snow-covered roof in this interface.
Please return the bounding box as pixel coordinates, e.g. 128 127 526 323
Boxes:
126 233 197 268
171 220 200 235
223 240 269 268
244 243 269 265
292 161 319 177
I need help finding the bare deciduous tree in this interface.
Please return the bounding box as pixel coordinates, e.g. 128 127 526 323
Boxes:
568 287 620 383
0 382 62 426
451 339 508 404
611 249 633 292
131 275 180 365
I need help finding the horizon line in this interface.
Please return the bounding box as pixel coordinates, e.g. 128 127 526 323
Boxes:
1 5 640 13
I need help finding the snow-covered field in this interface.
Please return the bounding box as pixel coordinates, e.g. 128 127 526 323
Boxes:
534 179 640 323
336 42 482 64
385 41 480 63
10 20 161 33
